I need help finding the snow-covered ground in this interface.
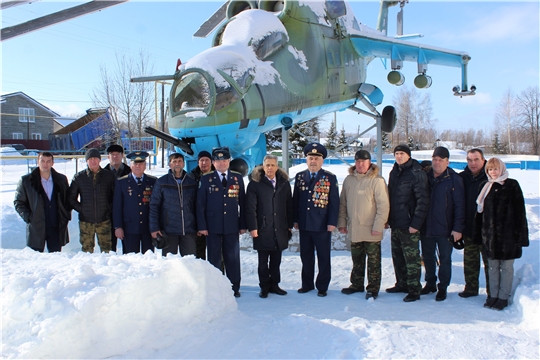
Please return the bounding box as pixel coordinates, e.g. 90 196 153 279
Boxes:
1 152 539 359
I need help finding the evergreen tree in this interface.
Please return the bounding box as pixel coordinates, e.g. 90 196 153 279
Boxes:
325 120 338 150
492 133 509 154
407 136 419 150
381 132 390 152
337 126 349 155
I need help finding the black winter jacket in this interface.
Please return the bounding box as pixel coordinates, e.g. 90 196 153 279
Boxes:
424 167 465 237
14 167 71 250
246 166 293 251
473 178 529 260
68 167 116 224
388 158 429 230
149 170 198 235
190 165 215 182
459 162 487 237
104 163 131 179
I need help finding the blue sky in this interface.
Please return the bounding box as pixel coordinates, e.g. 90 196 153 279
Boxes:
1 1 538 136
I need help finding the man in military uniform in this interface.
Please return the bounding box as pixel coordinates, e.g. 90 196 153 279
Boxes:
104 144 131 252
197 147 247 298
113 151 156 254
293 142 340 297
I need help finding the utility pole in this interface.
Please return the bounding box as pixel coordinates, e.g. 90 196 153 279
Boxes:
161 83 165 168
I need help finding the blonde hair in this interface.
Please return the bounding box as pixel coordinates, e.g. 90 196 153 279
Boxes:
484 157 508 180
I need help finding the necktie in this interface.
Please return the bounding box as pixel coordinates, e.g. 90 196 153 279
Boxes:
271 179 275 188
136 177 142 185
310 173 316 182
221 173 227 188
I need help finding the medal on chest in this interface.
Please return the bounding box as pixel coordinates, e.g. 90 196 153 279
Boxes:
312 175 330 208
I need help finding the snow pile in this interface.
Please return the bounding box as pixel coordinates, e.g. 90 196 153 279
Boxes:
183 9 287 88
1 250 237 359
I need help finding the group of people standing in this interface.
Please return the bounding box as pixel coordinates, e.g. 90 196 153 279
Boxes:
14 141 528 309
381 145 528 311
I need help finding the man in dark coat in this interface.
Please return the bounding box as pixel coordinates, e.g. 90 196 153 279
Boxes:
458 148 489 298
386 144 429 302
420 147 465 301
104 144 131 252
197 147 247 298
113 151 156 254
293 142 340 297
246 155 293 298
104 144 131 178
14 152 71 252
149 152 198 256
190 150 215 260
68 148 116 253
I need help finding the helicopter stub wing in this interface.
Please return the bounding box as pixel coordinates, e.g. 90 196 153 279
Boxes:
350 30 474 94
350 32 470 68
193 1 229 38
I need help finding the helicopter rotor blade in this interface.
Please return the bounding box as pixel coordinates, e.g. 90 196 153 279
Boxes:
193 1 229 38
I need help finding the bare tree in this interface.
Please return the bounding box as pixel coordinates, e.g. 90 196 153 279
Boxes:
517 86 540 155
91 50 155 148
494 88 520 153
392 86 437 149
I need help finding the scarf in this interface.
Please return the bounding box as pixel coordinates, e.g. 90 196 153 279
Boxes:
476 158 509 213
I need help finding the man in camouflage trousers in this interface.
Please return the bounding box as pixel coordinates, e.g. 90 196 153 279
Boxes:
459 148 490 298
386 145 429 302
338 150 389 300
68 148 116 253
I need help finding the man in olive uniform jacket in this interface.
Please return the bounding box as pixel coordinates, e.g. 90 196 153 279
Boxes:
293 142 340 297
197 147 247 298
113 151 156 254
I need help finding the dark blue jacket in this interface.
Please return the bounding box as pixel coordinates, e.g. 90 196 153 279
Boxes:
293 168 340 232
424 167 465 237
149 170 198 235
113 174 156 235
197 170 246 235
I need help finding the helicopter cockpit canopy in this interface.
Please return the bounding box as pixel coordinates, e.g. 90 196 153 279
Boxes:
172 68 243 115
